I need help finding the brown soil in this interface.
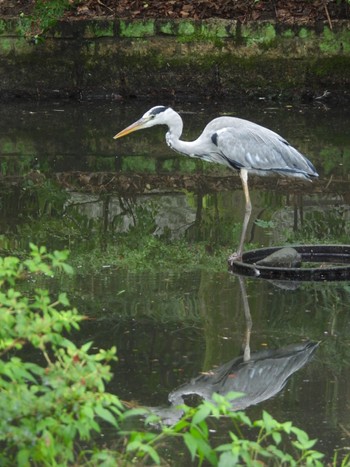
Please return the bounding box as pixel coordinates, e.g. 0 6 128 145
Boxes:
1 0 349 24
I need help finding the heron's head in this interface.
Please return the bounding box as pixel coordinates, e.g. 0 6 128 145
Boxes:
113 106 170 139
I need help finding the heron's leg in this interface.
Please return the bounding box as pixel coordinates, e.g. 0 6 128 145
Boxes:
228 169 252 263
238 276 252 362
238 169 252 256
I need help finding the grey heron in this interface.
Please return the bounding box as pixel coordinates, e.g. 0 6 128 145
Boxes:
114 106 318 259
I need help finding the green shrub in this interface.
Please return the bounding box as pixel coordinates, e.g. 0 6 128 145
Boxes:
18 0 73 41
124 392 326 466
0 244 124 465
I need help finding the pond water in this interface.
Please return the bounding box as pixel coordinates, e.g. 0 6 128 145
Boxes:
2 98 350 462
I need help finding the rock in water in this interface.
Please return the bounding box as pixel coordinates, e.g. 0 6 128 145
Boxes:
256 247 302 268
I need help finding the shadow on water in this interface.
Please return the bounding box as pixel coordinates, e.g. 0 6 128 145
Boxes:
2 99 350 462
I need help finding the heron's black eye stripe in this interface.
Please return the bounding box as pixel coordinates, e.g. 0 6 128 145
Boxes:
150 106 168 116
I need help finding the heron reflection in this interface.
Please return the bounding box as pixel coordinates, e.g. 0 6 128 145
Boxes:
149 277 318 425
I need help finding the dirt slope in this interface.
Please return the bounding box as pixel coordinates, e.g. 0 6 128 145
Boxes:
1 0 349 25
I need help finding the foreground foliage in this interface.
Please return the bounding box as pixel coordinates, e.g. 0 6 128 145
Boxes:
0 246 344 465
125 395 326 466
0 245 124 465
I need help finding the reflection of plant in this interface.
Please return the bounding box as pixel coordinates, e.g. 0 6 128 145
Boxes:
286 208 349 244
255 218 276 230
319 147 350 177
115 203 158 243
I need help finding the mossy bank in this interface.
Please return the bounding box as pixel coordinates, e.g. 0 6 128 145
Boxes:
0 18 350 101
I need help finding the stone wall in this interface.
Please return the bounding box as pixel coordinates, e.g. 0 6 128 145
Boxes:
0 18 350 101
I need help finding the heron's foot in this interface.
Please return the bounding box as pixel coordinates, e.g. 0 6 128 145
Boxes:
228 251 242 266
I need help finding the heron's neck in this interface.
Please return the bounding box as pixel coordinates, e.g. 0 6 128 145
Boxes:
165 110 195 157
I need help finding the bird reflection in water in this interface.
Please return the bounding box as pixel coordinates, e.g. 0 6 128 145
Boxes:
150 277 318 425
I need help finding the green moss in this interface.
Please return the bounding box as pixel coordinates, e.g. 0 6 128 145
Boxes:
241 23 276 48
159 22 175 35
0 20 6 35
122 156 156 172
282 29 294 39
320 26 338 53
311 56 350 78
162 159 176 171
119 20 155 38
320 26 350 54
11 37 33 54
200 23 229 39
0 32 34 55
0 17 349 98
85 21 114 38
0 37 12 54
0 139 37 156
178 21 196 36
179 158 199 172
298 27 310 40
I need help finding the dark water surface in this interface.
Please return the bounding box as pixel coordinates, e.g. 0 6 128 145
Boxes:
71 270 350 461
2 98 350 461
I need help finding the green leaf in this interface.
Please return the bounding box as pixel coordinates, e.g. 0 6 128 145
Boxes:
307 450 324 460
218 450 239 466
95 406 118 428
58 292 70 306
272 431 282 445
184 432 198 460
262 410 276 432
234 411 252 427
17 448 30 466
282 420 292 434
192 404 211 425
137 444 161 464
81 341 93 353
293 439 317 451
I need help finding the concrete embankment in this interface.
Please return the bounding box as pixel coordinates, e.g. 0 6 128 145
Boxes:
0 18 349 101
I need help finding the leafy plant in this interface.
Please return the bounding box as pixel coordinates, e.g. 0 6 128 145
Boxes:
18 0 74 42
0 244 124 465
124 392 325 466
255 218 276 230
286 207 349 244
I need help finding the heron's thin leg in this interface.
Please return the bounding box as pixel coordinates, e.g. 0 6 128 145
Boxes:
238 275 252 362
237 168 252 258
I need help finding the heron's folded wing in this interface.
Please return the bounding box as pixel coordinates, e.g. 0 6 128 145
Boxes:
214 124 315 177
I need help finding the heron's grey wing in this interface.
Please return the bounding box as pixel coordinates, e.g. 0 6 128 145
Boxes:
212 120 317 177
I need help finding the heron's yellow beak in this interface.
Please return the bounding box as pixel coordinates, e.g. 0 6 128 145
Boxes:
113 118 147 139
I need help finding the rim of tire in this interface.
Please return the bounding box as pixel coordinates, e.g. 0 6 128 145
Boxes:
228 245 350 281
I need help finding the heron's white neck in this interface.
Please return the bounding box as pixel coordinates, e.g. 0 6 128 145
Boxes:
164 109 196 157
